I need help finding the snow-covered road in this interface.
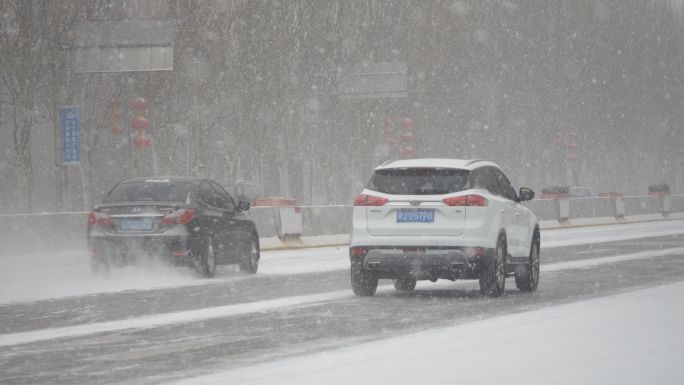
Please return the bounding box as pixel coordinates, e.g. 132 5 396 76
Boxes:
1 220 683 385
1 220 683 304
177 281 684 385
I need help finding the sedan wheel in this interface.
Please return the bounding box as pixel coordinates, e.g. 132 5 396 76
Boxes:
196 241 216 278
239 235 259 274
90 256 110 277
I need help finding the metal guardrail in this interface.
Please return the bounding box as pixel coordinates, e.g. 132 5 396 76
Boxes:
0 196 682 256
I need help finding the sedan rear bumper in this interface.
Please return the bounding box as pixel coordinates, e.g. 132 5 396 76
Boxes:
88 231 197 267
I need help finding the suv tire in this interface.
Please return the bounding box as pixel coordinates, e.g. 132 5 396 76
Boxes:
480 234 506 297
515 230 540 292
351 260 378 296
393 278 417 291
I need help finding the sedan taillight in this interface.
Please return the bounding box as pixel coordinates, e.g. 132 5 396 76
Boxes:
354 194 388 206
443 194 489 207
160 209 195 225
87 210 113 226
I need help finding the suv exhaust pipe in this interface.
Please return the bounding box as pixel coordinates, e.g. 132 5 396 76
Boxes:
450 262 465 270
367 262 380 270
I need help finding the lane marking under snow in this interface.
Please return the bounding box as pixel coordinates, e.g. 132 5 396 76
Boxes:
541 220 684 249
1 247 683 348
542 247 684 272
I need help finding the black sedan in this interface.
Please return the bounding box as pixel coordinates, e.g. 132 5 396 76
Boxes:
87 177 260 277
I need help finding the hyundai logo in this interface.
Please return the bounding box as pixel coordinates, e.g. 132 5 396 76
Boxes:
410 201 421 206
131 207 143 213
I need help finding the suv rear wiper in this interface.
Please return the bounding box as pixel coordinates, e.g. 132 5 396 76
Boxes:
413 188 450 195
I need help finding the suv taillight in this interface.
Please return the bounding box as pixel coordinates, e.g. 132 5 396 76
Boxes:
160 209 195 225
87 210 113 226
443 194 489 207
354 194 388 206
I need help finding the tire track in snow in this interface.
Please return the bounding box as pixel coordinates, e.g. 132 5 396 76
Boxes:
1 246 684 348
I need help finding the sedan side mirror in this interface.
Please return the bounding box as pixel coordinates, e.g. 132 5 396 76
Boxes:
518 187 535 202
237 200 251 212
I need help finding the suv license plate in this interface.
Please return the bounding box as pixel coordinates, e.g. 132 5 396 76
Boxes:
396 209 434 223
121 219 153 230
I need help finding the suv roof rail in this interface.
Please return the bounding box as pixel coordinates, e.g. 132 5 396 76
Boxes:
464 158 488 166
380 159 397 166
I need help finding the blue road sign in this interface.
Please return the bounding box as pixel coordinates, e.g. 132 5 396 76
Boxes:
61 107 81 165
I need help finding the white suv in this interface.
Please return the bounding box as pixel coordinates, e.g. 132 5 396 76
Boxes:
349 158 539 297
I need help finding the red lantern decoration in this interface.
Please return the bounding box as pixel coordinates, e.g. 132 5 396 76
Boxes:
554 140 562 154
133 135 151 152
401 133 415 143
132 117 150 131
111 125 123 137
110 100 123 137
383 120 394 147
566 132 580 163
130 97 149 111
400 117 415 158
401 118 414 129
402 146 416 158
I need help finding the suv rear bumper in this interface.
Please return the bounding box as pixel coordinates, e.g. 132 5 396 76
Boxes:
350 247 493 280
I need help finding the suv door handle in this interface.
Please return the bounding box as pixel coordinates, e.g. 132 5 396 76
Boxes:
499 209 505 214
213 219 219 223
515 212 520 217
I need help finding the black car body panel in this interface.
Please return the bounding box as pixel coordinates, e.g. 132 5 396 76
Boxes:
88 177 258 270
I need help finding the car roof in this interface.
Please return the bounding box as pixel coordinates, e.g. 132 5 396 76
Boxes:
375 158 502 171
217 180 256 186
119 176 205 184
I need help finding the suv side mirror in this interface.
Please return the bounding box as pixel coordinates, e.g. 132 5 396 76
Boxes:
518 187 535 202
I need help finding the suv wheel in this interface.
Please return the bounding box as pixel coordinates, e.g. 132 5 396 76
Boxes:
239 234 259 274
393 278 417 291
195 239 217 278
351 260 378 296
516 230 540 292
480 235 506 297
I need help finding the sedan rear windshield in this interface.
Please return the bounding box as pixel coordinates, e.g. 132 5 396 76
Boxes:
103 182 193 202
367 168 471 195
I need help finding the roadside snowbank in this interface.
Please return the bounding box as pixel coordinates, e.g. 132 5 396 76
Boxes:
175 281 684 385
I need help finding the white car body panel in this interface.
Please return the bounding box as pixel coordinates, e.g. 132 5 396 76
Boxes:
363 190 466 236
350 158 538 259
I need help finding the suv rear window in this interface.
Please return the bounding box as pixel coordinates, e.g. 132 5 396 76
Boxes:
103 182 193 202
367 168 471 195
